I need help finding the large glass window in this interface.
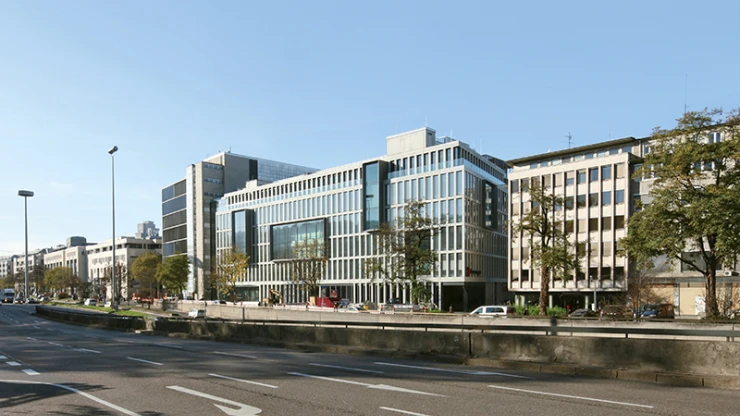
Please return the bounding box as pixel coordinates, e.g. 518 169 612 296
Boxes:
233 211 247 253
271 219 326 260
162 195 186 216
602 191 611 206
578 170 587 184
602 166 611 180
363 163 380 229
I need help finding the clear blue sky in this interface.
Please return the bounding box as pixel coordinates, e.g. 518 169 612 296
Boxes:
1 1 738 255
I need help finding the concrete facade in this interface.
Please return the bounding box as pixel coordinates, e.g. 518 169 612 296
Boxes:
86 236 162 300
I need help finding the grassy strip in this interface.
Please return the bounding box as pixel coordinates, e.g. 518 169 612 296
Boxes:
44 301 149 317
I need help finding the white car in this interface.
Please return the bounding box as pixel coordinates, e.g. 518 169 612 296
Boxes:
83 299 97 306
188 309 206 318
469 305 517 317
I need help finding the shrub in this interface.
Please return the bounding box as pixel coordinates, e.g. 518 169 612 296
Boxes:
57 292 69 300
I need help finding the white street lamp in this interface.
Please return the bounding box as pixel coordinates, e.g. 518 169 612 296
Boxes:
18 190 34 301
108 145 118 310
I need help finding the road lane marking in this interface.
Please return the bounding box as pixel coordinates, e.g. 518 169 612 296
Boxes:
209 373 279 389
22 369 40 376
48 342 64 347
0 356 6 360
380 407 432 416
310 363 384 374
375 362 533 379
167 385 262 415
26 337 38 341
488 385 654 409
126 357 163 366
288 372 444 397
1 379 141 415
75 348 102 354
213 351 257 359
6 361 21 366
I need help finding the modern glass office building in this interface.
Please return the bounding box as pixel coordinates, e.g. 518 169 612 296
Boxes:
215 127 509 311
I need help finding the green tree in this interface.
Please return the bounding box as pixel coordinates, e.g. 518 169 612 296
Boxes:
30 265 45 294
156 254 190 299
365 200 437 304
130 252 162 299
622 108 740 319
511 182 582 316
45 266 76 294
289 239 327 298
211 249 250 304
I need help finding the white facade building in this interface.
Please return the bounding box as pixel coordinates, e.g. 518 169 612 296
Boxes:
86 236 162 300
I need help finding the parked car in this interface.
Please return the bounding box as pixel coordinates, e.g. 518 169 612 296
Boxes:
13 297 24 304
569 308 598 318
640 303 675 319
83 298 97 306
25 298 39 304
600 305 631 319
188 309 206 318
39 296 51 302
469 305 517 317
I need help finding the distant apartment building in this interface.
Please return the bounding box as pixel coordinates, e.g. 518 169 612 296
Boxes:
162 152 317 299
86 236 162 300
135 221 160 239
0 256 16 279
507 133 740 316
12 248 48 277
215 127 509 311
43 236 90 280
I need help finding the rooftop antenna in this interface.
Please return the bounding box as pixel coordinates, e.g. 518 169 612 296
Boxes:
566 132 573 149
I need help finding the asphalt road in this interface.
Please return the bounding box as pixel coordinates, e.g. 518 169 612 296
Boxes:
1 304 738 415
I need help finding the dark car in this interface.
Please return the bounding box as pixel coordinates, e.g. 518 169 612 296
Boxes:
569 308 597 318
640 303 675 319
26 298 39 304
600 305 631 319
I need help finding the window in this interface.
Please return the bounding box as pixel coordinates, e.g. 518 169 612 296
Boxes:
615 164 626 179
543 175 551 187
555 174 564 186
521 178 529 191
589 218 598 231
577 170 587 184
601 217 611 230
565 172 575 186
602 191 611 206
602 166 611 180
589 193 599 206
565 196 574 210
576 194 586 208
578 219 587 234
511 180 519 193
601 242 613 256
565 220 574 234
589 168 598 182
614 215 625 229
610 190 623 205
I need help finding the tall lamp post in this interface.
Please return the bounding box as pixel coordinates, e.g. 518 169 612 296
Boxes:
108 145 119 311
18 190 34 301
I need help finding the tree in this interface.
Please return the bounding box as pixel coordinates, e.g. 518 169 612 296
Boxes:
365 200 436 304
211 249 249 304
289 239 327 299
45 266 76 294
622 108 740 319
30 265 45 294
623 259 669 315
156 254 190 299
130 252 162 299
511 182 582 316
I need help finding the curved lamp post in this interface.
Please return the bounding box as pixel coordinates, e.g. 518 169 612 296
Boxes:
18 190 34 301
108 145 118 310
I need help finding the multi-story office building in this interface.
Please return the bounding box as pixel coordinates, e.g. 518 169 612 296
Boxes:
43 236 89 279
162 152 317 300
12 248 48 277
507 133 740 316
0 256 16 279
215 127 509 311
86 236 162 300
135 221 160 239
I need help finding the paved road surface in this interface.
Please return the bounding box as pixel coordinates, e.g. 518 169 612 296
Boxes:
1 304 738 415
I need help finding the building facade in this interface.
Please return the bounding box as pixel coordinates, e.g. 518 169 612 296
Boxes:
215 127 509 311
135 221 160 239
507 133 740 316
86 236 162 300
162 152 317 300
0 256 15 279
43 237 89 281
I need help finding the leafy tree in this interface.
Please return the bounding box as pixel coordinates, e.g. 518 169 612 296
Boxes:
30 265 45 294
365 200 436 304
130 252 162 299
289 239 327 298
211 249 249 304
622 108 740 319
511 182 582 316
45 266 76 293
156 254 190 299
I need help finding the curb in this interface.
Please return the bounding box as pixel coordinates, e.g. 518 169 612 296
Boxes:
467 358 740 390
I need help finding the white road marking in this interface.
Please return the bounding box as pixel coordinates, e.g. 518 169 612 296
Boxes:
167 385 262 415
0 356 6 360
6 361 21 366
1 379 141 415
288 372 444 397
75 348 102 354
380 407 432 416
126 357 163 366
310 363 384 374
209 373 279 389
26 337 38 341
213 351 257 359
48 342 64 347
22 369 40 376
488 385 654 409
375 362 533 379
